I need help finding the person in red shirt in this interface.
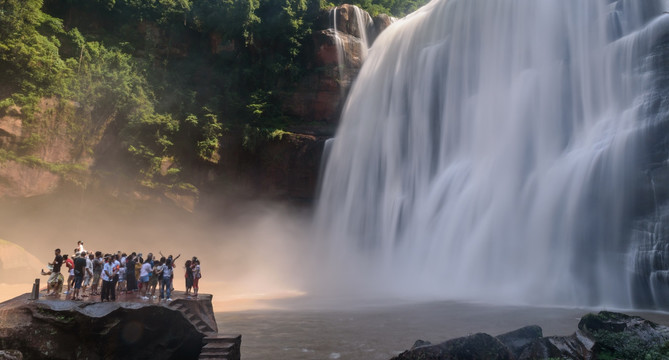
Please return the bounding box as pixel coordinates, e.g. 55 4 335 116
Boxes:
64 254 74 295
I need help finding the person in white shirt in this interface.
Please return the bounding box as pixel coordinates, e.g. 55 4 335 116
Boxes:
139 259 152 300
101 255 113 302
77 241 85 254
110 255 120 301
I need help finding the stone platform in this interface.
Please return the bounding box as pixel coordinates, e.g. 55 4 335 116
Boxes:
0 290 240 360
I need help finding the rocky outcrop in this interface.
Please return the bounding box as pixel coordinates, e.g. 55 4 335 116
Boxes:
0 293 218 360
0 106 22 150
207 131 326 201
391 311 669 360
0 99 91 198
394 333 513 360
0 4 396 204
285 5 395 124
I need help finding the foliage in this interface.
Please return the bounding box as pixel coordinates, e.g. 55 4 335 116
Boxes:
1 0 427 191
0 0 69 95
591 330 669 360
331 0 425 16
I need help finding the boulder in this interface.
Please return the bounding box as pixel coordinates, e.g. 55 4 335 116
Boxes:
332 4 374 41
371 14 395 43
495 325 542 359
517 332 594 360
0 293 213 360
392 311 669 360
391 333 512 360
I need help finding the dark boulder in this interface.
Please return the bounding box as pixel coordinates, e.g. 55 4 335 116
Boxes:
495 325 542 358
517 332 594 360
391 333 512 360
392 311 669 360
0 293 210 360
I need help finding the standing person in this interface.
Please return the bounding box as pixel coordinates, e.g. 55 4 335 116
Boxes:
160 258 173 301
91 251 103 296
46 248 63 296
139 258 152 300
77 241 85 254
101 255 113 302
64 254 74 295
126 254 138 294
72 252 86 300
149 258 162 299
117 263 126 295
82 253 93 297
110 254 120 301
192 258 201 297
184 260 193 297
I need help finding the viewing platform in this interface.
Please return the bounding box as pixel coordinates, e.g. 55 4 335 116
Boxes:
0 286 241 360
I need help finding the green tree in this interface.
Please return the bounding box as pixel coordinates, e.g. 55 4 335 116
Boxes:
0 0 69 95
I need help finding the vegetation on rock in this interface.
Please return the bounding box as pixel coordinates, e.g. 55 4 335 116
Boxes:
0 0 427 194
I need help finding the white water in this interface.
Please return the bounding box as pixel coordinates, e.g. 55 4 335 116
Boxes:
315 0 669 308
331 4 375 91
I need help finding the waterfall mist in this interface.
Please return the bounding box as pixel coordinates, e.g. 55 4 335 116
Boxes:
0 193 311 310
314 0 669 308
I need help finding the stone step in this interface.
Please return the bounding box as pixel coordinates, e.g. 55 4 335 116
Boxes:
201 334 240 360
203 342 235 350
203 334 241 343
198 351 231 359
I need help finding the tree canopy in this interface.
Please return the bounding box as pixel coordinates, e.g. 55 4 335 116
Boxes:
0 0 428 191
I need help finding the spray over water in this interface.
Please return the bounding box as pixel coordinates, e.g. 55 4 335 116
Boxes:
315 0 669 308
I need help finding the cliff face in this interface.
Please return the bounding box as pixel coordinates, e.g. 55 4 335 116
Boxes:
0 99 91 198
0 4 389 205
285 6 394 124
0 293 217 360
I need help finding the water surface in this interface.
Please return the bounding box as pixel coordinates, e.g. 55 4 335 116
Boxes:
217 299 669 360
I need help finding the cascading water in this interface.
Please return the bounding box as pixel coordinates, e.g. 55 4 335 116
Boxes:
314 0 669 308
330 4 375 92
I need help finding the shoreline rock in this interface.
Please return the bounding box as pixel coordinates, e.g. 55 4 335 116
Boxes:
391 311 669 360
0 292 233 360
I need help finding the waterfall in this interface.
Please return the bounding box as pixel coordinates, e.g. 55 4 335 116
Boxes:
330 5 375 93
314 0 669 308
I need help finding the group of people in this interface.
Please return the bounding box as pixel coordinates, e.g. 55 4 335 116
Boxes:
42 241 202 302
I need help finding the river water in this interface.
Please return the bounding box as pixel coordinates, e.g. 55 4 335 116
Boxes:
216 299 669 360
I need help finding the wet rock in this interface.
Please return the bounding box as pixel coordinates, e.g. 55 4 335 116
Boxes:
495 325 542 358
371 14 395 43
393 311 669 360
578 311 669 359
391 333 512 360
517 332 594 360
411 339 432 349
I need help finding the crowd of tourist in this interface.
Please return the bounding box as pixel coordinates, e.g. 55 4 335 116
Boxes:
41 241 202 302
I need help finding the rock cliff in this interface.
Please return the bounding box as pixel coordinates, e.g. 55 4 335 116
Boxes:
0 293 220 360
0 4 391 205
